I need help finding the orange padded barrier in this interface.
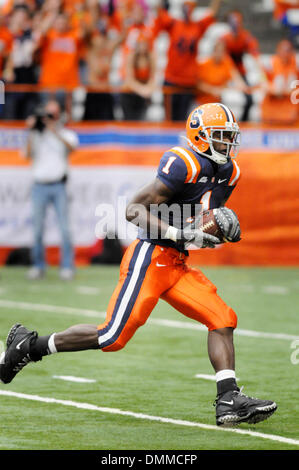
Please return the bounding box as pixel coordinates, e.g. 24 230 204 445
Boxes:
0 122 298 266
189 149 299 266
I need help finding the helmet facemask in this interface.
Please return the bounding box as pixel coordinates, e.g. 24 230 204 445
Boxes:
192 124 240 165
207 127 241 164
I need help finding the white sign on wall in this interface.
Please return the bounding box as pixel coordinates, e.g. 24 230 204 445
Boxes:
0 166 156 247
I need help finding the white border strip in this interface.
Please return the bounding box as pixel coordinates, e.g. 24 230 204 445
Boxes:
0 390 298 447
0 299 298 341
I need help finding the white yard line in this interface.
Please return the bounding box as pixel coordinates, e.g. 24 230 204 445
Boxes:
0 390 298 447
76 286 101 296
52 375 96 383
0 299 298 341
261 286 289 295
0 299 103 318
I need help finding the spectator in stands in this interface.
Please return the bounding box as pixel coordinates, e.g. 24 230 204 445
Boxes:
83 29 118 120
118 1 152 79
0 13 13 79
273 0 299 48
65 0 103 84
261 38 299 123
221 10 264 122
273 0 299 22
2 5 39 118
265 39 298 94
196 39 250 106
152 0 223 121
120 31 156 120
0 13 13 117
82 0 128 120
24 98 78 280
1 0 37 16
34 8 86 108
115 0 150 31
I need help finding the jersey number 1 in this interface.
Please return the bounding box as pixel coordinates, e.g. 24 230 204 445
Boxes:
200 191 212 210
162 156 176 174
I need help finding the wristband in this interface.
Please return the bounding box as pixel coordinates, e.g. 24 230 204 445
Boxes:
164 225 179 242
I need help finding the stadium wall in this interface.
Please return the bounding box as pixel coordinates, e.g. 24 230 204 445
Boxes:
0 122 298 266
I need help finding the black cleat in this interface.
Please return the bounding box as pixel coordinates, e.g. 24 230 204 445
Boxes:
215 387 277 427
0 324 41 384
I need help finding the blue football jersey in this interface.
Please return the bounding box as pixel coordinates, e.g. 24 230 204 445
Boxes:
139 144 241 252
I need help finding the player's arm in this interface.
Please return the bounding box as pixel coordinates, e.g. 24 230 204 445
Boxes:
126 178 220 248
152 1 174 37
126 177 177 239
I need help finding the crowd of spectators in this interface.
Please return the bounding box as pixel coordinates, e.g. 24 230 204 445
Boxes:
0 0 298 122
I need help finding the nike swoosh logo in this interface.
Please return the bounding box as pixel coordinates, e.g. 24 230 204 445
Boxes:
156 262 167 267
219 399 234 405
218 178 227 184
16 338 27 350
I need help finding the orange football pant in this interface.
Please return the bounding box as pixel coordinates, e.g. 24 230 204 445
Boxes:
97 239 237 351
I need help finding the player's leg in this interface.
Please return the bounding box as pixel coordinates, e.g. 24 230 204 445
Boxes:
97 241 172 351
38 240 165 353
49 243 183 354
207 327 235 371
161 266 277 426
162 267 237 370
0 241 169 383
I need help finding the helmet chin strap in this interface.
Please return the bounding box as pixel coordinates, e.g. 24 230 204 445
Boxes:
183 136 229 165
209 141 230 165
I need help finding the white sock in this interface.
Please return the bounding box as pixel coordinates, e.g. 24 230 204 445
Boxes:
48 333 57 354
215 369 236 382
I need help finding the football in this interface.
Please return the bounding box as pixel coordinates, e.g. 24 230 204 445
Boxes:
200 207 241 243
201 209 225 242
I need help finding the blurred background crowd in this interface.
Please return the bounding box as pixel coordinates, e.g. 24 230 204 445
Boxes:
0 0 298 123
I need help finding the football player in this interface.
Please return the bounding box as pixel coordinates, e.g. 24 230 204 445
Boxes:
0 103 277 427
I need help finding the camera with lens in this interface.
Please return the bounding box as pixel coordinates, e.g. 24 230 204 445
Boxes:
32 109 55 132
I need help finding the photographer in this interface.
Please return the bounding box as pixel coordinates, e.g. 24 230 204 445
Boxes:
24 99 79 280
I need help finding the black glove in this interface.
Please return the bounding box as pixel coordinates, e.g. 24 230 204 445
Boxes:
214 207 241 243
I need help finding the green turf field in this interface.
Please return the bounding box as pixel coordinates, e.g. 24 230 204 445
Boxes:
0 265 298 450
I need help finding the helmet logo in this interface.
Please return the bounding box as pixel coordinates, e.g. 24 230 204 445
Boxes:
186 104 240 165
189 109 202 129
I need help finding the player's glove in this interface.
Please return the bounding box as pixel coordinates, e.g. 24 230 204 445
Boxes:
165 216 221 249
181 228 221 248
214 207 241 243
180 216 221 248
